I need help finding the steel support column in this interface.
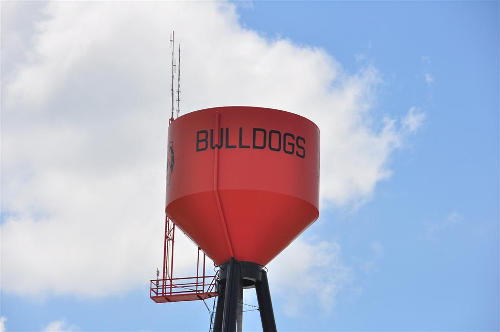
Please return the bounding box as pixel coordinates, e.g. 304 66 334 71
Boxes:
222 258 240 332
255 270 277 332
213 278 226 331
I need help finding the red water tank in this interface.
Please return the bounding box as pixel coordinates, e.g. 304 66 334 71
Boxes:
166 106 319 266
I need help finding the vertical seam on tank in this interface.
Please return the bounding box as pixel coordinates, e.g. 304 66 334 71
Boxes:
213 110 235 257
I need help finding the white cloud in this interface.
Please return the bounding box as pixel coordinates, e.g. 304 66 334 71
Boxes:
1 1 422 298
424 212 463 240
424 72 434 85
268 238 351 316
360 241 384 274
43 320 76 332
0 317 6 332
403 106 426 133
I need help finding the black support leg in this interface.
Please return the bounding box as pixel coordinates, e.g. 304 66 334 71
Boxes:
255 270 277 332
221 258 240 332
213 278 225 331
237 286 243 332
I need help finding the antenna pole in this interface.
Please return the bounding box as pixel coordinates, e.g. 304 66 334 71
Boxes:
170 31 175 123
176 44 181 118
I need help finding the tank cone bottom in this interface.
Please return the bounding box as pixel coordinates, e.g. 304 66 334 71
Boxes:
213 258 277 332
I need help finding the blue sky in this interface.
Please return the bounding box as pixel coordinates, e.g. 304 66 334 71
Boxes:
1 1 498 331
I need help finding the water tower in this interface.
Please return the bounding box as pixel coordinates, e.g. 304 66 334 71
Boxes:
150 33 319 332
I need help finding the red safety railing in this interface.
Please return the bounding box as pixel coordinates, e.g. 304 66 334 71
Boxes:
150 216 218 303
150 274 218 303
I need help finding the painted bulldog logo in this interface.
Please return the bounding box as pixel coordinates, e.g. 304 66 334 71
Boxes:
167 141 174 185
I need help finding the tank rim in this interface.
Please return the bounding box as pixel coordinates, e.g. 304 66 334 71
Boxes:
172 105 319 132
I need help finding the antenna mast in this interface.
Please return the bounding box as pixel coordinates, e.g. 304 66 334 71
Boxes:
170 31 176 123
176 44 181 118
